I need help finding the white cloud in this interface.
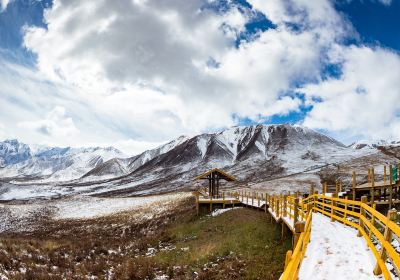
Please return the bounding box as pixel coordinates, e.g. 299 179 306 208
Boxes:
21 0 351 141
0 0 395 153
0 0 11 11
302 45 400 141
18 106 79 139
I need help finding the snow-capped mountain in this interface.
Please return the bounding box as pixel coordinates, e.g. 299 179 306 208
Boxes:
0 124 384 199
0 140 124 182
70 124 373 196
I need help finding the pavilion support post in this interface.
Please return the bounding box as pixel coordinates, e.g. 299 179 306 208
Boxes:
389 165 393 209
246 192 249 207
196 192 199 216
368 168 371 186
357 196 368 237
339 180 342 193
373 209 397 275
276 196 280 217
252 192 254 207
210 195 213 212
335 181 339 197
310 184 314 196
223 192 225 209
258 193 260 207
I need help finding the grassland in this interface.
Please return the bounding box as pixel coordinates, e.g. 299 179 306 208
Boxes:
0 196 291 279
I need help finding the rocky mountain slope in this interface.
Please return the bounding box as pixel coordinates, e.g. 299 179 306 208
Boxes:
0 124 394 199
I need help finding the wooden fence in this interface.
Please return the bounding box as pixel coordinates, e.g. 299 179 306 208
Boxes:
279 194 400 280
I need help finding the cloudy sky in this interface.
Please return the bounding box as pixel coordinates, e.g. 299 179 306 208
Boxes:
0 0 399 154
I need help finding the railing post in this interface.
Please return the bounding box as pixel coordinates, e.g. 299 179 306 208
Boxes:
331 194 337 222
389 165 393 209
276 196 280 217
271 195 275 213
352 171 356 211
258 193 260 207
383 165 387 201
307 203 313 214
371 167 375 203
293 221 305 248
357 196 368 237
294 198 299 226
283 195 287 217
284 250 293 269
368 203 376 239
313 191 318 213
373 209 397 275
265 193 267 213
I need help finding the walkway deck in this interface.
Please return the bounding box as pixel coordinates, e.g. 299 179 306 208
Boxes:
196 190 400 279
299 213 381 280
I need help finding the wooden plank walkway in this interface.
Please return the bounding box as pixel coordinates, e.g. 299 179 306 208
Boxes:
195 190 400 280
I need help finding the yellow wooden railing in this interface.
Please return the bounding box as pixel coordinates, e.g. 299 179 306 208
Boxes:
280 194 400 280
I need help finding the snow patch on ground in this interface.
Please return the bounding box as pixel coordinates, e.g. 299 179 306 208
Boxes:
54 193 190 220
0 192 191 233
209 207 237 217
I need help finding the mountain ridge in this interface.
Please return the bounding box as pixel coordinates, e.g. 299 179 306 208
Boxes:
0 124 393 198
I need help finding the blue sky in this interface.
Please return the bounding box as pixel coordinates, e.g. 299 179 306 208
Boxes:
0 0 400 153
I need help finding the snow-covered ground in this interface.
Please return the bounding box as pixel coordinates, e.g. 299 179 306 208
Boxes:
0 192 191 233
299 213 381 280
54 193 190 219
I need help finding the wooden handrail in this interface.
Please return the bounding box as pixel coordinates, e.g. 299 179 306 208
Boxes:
280 193 400 280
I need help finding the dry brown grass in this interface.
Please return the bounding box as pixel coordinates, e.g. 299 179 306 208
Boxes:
0 196 289 279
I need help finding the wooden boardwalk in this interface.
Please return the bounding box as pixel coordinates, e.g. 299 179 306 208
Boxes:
195 189 400 279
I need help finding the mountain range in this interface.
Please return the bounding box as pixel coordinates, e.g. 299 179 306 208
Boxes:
0 124 399 199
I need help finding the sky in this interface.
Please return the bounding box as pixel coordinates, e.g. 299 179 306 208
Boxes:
0 0 399 155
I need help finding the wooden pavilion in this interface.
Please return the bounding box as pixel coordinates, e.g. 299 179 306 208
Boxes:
195 168 236 198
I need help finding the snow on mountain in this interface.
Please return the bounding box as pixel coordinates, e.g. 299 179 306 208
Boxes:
0 124 385 199
74 124 374 197
0 139 31 167
80 135 189 181
0 140 124 182
349 139 400 150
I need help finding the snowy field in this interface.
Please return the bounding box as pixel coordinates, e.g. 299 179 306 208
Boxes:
0 192 191 233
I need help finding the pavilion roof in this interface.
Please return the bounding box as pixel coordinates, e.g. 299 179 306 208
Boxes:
194 168 236 182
